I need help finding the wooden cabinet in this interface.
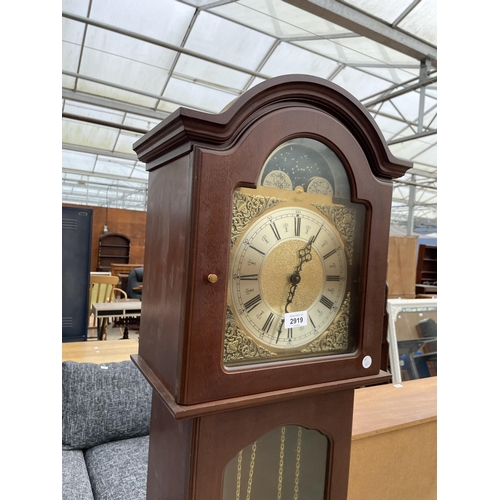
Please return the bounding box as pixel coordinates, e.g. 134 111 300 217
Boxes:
97 233 130 272
415 244 437 295
386 236 418 299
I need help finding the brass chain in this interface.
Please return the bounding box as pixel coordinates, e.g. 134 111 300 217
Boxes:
246 442 257 500
293 427 302 500
277 427 286 500
235 450 243 500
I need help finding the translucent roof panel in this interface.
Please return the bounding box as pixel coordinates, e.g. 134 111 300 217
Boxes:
209 0 352 38
184 10 276 75
346 0 416 24
260 42 340 79
159 77 236 113
62 0 437 234
88 0 195 45
397 0 437 46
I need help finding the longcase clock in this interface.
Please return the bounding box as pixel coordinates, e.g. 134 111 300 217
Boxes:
132 75 411 499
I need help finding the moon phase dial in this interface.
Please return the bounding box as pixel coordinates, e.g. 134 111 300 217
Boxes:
229 206 347 353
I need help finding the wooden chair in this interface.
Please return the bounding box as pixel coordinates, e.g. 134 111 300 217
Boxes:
88 275 127 339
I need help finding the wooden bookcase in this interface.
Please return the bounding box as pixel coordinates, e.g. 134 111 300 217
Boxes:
415 244 437 295
97 233 130 272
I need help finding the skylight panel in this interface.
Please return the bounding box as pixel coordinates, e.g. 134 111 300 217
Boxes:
159 78 236 113
62 150 97 172
63 0 91 17
260 42 339 79
114 132 143 156
63 119 119 151
62 18 85 44
78 46 170 98
184 10 275 71
174 54 254 92
63 101 126 124
62 41 82 74
84 26 177 69
210 0 350 38
331 66 391 100
344 0 416 24
75 80 160 109
94 156 135 177
397 0 437 46
89 0 195 45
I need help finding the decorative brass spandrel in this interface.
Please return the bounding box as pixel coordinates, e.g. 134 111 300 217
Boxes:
301 293 350 354
224 305 277 363
231 191 286 249
312 204 356 265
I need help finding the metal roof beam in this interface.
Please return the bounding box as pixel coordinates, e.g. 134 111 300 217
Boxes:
284 0 437 65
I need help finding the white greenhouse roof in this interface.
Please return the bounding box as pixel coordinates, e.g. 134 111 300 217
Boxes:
62 0 437 234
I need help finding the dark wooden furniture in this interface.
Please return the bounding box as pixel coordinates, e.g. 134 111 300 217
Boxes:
62 206 93 342
132 75 411 499
415 244 437 296
97 233 130 272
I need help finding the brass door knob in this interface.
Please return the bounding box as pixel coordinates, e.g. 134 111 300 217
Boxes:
207 274 218 284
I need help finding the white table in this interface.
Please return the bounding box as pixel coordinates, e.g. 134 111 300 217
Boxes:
91 300 141 340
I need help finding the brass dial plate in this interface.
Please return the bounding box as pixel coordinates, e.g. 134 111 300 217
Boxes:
229 205 347 351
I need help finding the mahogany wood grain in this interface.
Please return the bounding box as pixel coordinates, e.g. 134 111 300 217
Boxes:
146 387 355 500
134 77 411 405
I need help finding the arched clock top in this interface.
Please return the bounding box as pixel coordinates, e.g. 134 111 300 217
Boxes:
133 74 411 180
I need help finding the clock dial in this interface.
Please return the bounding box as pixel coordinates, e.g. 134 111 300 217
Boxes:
229 206 347 350
225 137 361 367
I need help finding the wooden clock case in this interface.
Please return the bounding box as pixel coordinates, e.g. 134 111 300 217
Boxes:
133 74 410 406
132 75 411 499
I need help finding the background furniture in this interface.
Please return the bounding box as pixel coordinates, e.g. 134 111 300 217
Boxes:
62 360 152 500
386 235 418 299
386 298 438 383
97 232 130 272
126 267 143 300
415 318 437 376
92 301 142 340
415 244 437 296
88 275 127 339
110 263 144 294
348 377 437 500
62 206 93 342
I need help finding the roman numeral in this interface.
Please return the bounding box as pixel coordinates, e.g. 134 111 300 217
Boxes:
249 245 265 256
244 294 262 312
270 222 281 241
326 275 340 281
323 248 339 260
294 216 301 236
287 328 293 339
262 313 274 333
240 274 258 280
320 295 334 310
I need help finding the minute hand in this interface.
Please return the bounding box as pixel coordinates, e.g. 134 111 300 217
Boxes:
276 237 314 342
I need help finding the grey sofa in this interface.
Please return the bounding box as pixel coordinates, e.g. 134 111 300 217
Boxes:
62 360 152 500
